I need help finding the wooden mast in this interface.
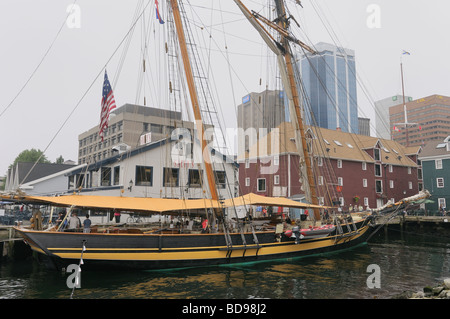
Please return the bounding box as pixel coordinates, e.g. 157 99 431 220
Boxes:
273 0 320 220
169 0 219 202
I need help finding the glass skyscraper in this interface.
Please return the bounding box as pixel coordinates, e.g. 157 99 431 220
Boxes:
299 42 358 133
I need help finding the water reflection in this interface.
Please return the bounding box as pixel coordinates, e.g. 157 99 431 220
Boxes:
1 231 449 299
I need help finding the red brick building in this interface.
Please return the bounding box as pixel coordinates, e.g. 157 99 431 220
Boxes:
238 122 422 210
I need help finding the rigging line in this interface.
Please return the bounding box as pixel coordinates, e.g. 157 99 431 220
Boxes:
0 0 79 120
18 0 153 187
308 0 389 139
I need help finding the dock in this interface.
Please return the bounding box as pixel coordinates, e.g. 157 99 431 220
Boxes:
375 215 450 233
0 226 31 261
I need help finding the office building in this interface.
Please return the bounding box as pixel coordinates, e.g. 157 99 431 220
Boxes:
299 42 358 133
375 95 412 140
390 95 450 147
78 104 207 165
237 89 286 151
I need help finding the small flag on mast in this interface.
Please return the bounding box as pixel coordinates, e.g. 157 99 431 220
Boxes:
99 70 117 142
402 50 411 55
155 0 164 24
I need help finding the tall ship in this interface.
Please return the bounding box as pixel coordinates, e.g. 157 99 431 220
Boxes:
6 0 429 271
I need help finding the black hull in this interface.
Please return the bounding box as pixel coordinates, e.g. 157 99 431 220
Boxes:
16 223 374 271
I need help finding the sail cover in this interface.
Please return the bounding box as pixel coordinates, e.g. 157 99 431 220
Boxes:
3 192 325 213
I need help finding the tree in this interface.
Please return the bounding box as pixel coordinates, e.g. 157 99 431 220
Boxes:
55 155 65 164
11 148 50 168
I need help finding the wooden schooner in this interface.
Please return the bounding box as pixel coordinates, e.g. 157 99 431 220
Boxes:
10 0 381 271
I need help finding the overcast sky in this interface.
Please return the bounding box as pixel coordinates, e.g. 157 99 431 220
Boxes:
1 0 449 176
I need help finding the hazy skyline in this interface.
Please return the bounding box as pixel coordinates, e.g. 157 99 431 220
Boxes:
1 0 449 176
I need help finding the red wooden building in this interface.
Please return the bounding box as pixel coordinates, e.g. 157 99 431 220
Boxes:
238 122 422 210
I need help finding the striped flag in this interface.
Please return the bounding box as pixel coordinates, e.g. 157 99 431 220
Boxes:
99 70 117 142
155 0 164 24
402 50 411 55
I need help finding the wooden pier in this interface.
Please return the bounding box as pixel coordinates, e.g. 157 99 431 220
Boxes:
0 226 31 261
375 215 450 233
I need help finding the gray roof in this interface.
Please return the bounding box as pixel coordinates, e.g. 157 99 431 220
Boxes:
419 138 450 159
13 162 76 184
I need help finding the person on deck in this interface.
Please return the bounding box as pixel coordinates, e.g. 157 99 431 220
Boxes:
67 212 81 231
83 214 92 233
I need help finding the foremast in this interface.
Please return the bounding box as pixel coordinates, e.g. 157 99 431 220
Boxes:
169 0 219 204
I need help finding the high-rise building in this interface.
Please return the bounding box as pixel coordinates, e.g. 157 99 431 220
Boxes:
390 95 450 147
358 117 370 136
237 89 286 151
299 42 358 133
375 95 412 140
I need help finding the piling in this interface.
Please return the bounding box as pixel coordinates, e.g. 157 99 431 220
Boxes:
0 226 32 262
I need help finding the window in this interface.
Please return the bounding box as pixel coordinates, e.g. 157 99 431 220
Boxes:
317 157 323 167
375 164 382 177
364 197 369 207
408 181 413 189
389 165 393 173
338 177 343 186
438 198 446 209
245 177 250 187
339 197 344 206
436 159 443 169
274 155 279 166
274 175 280 185
418 182 423 191
113 166 120 185
334 140 342 146
375 180 383 193
362 162 367 170
188 169 203 188
337 159 342 168
245 159 250 169
135 166 153 186
363 179 367 187
257 178 266 192
437 177 444 188
391 198 395 204
318 197 324 206
418 168 423 180
68 175 75 189
318 176 324 186
214 171 226 188
389 180 394 188
374 148 381 161
163 168 179 187
101 167 111 186
408 167 412 175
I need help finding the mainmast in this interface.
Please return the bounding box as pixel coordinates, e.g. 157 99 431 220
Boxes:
234 0 320 219
272 0 320 220
169 0 219 202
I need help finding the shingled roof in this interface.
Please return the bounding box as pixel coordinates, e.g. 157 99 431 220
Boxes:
239 122 418 167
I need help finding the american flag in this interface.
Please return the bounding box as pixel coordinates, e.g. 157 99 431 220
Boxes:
155 0 164 24
99 70 117 141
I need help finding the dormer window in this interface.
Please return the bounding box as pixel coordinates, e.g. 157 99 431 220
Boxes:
374 148 381 161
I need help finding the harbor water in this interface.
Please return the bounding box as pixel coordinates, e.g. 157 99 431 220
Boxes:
1 229 449 300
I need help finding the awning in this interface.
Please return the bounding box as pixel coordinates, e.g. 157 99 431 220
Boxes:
10 195 222 214
2 192 326 214
223 193 327 209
